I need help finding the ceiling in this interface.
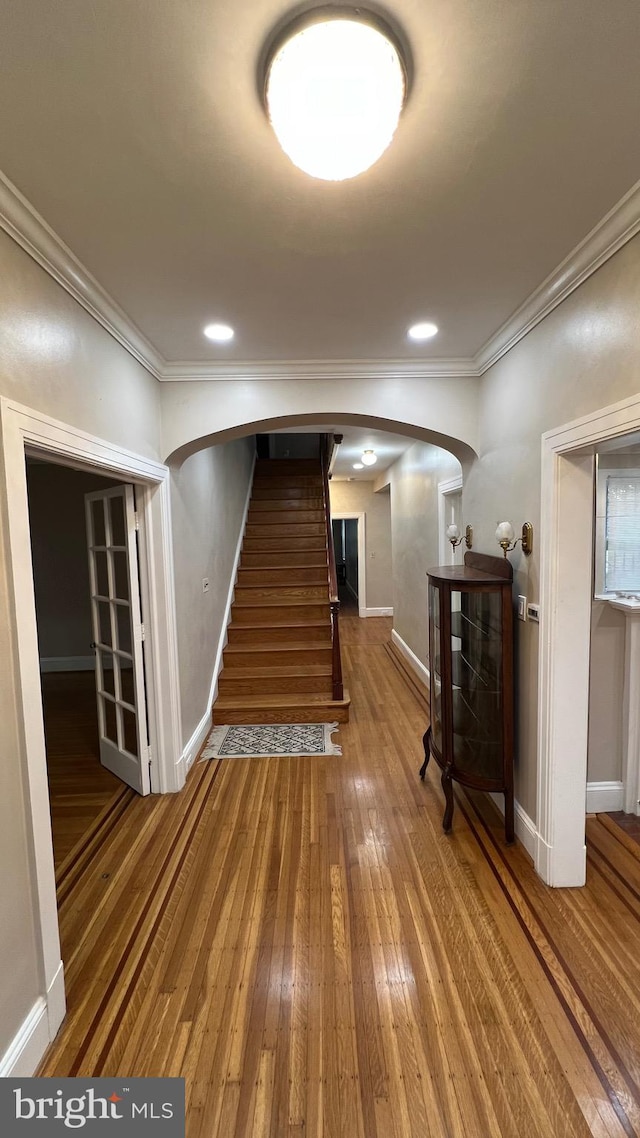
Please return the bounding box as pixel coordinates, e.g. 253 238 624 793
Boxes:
271 424 414 478
1 1 639 368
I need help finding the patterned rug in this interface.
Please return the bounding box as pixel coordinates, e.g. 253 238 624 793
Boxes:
202 722 342 759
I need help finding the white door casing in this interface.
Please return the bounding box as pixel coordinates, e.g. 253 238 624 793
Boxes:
85 485 150 794
0 397 183 1052
438 475 464 566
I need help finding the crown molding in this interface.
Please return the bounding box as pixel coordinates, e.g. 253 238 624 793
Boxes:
0 171 163 378
1 167 639 384
475 176 640 374
158 357 478 381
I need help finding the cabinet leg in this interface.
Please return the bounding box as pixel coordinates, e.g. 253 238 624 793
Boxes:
505 791 515 844
441 767 454 832
419 726 432 780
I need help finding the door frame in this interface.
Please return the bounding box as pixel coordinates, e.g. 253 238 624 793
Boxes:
0 397 183 1045
538 390 640 886
437 475 463 565
331 511 367 614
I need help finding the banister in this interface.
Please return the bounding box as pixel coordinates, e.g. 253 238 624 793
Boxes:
320 435 343 701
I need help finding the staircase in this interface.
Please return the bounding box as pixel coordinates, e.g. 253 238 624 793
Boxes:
212 456 350 725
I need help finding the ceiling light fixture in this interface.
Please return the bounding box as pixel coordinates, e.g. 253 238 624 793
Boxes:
264 9 407 181
203 323 234 342
353 462 364 470
360 450 377 466
408 322 438 341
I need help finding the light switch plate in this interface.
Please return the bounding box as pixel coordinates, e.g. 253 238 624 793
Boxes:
517 595 527 621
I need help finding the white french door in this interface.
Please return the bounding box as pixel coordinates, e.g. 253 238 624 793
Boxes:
85 485 150 794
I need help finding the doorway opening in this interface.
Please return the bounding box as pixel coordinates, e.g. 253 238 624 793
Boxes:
25 459 150 877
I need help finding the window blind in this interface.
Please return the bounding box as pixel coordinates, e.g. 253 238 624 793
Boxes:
605 476 640 592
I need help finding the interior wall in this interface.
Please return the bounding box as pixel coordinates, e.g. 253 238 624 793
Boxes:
0 230 165 1072
170 436 255 746
26 463 119 667
386 443 463 666
329 479 393 609
464 231 640 820
344 519 359 600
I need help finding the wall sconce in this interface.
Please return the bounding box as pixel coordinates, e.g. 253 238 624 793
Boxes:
446 523 473 550
495 521 533 558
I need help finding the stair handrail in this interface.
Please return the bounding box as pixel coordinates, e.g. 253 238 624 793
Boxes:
320 435 344 702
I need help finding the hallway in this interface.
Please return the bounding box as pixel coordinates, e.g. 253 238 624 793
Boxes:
39 612 640 1138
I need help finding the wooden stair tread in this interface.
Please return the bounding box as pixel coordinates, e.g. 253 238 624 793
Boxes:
234 596 328 606
224 642 331 655
221 664 332 677
214 692 350 708
228 619 329 629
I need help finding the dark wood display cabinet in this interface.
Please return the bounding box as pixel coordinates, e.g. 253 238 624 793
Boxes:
419 551 515 842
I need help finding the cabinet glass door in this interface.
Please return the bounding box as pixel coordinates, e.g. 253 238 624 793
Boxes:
428 582 442 752
450 589 503 781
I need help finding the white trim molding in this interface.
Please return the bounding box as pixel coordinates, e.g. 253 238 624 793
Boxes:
437 474 464 566
586 781 625 813
0 1000 49 1077
489 794 538 863
2 167 640 384
177 451 257 781
360 606 393 617
331 511 367 610
391 629 431 689
538 391 640 886
0 398 184 1074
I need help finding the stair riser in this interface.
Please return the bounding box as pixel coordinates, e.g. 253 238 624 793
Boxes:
250 498 324 511
240 551 327 569
213 706 349 725
248 511 325 527
253 473 322 485
255 460 320 470
242 537 326 553
251 487 323 501
227 625 331 644
234 586 327 604
245 523 325 538
223 647 333 668
237 568 327 585
219 675 334 696
231 604 329 624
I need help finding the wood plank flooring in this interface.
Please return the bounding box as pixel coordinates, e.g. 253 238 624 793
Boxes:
39 614 640 1138
42 671 123 871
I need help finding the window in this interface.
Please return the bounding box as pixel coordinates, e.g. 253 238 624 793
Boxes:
594 458 640 595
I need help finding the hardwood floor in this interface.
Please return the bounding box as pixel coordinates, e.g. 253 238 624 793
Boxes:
42 671 123 872
39 615 640 1138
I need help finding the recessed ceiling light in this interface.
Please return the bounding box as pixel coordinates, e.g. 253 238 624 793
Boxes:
353 462 364 470
408 322 438 341
265 14 406 181
203 323 234 342
361 450 378 466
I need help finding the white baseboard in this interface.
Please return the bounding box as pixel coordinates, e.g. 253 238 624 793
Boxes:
40 655 95 673
0 998 49 1076
391 629 430 688
181 708 212 776
489 792 538 861
586 780 624 813
359 606 393 617
177 452 256 781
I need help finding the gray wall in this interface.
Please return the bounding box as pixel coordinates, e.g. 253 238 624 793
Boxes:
386 443 462 666
27 463 118 664
170 438 255 745
464 231 640 819
329 479 393 609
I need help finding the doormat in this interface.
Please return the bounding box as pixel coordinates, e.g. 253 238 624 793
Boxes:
201 722 342 759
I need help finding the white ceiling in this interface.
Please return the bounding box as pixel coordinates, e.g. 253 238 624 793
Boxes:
330 429 414 480
1 1 639 367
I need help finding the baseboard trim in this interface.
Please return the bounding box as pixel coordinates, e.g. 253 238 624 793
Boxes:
177 452 256 781
391 629 430 688
586 780 624 813
0 998 49 1077
40 655 95 673
489 792 538 862
359 607 393 617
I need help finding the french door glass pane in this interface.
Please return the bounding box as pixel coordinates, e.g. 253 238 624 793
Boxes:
109 494 127 546
116 603 133 654
91 499 106 546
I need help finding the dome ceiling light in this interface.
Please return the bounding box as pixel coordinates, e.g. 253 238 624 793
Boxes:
360 449 377 466
264 8 407 181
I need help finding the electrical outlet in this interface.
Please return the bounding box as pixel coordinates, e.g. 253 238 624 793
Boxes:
517 594 527 621
202 578 210 593
527 602 540 623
